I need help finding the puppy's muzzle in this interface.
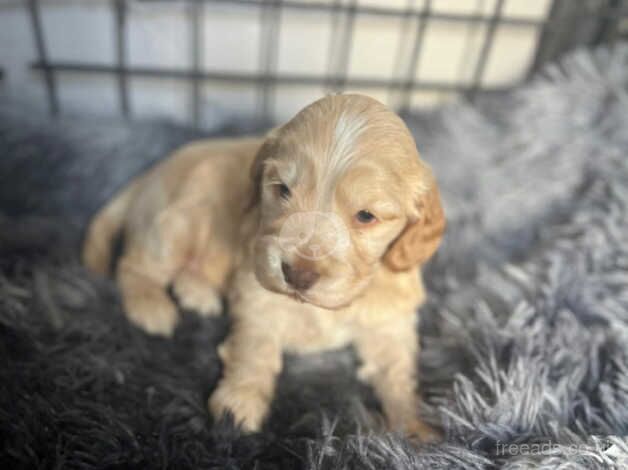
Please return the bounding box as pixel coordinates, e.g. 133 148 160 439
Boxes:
278 211 350 261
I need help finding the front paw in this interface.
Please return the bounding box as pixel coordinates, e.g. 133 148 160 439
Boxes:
209 380 270 432
124 286 179 337
172 271 222 316
386 403 442 443
402 418 443 443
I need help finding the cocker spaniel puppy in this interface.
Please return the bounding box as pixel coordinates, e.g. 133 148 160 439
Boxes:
83 94 445 441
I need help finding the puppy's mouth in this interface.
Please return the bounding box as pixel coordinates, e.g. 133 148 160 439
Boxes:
290 290 308 303
253 273 318 305
281 286 314 304
256 269 358 309
284 287 354 310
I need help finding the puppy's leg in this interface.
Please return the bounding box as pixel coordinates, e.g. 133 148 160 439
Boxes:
355 318 440 442
168 197 234 317
172 269 222 316
117 254 179 336
172 244 231 317
117 204 199 336
209 322 282 432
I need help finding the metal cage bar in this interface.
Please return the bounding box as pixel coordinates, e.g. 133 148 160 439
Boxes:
258 0 282 120
468 0 504 100
28 0 59 115
190 0 204 127
334 0 357 92
140 0 545 26
113 0 130 116
324 0 344 93
398 0 431 114
388 0 415 106
30 62 507 91
26 0 628 122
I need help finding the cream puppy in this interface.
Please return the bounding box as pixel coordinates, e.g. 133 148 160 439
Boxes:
83 94 445 440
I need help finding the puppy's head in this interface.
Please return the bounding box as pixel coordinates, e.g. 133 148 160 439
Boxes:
251 94 445 309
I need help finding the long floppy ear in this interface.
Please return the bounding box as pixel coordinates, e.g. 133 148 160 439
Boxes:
383 175 446 271
248 128 281 208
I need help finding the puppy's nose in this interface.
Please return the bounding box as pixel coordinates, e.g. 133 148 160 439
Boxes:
281 262 320 291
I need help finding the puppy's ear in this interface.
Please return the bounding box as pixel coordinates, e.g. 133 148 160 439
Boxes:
248 128 281 208
383 173 445 271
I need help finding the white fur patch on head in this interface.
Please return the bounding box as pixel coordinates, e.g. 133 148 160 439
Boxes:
317 110 369 205
330 110 369 174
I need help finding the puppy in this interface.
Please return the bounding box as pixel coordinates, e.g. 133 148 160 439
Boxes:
83 94 445 440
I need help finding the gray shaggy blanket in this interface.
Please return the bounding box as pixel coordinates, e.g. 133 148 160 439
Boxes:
1 44 628 469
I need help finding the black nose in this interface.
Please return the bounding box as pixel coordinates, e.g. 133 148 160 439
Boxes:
281 262 320 291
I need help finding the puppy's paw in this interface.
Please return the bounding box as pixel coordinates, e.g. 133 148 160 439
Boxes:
173 271 222 316
401 418 443 443
209 381 269 433
385 404 443 443
124 287 179 337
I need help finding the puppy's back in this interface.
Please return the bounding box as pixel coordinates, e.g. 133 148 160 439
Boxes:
83 136 262 277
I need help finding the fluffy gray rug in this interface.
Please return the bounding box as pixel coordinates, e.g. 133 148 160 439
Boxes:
1 44 627 469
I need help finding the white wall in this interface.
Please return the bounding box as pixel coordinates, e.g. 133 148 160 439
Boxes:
0 0 551 126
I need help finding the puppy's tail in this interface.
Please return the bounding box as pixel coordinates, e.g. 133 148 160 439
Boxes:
82 180 138 276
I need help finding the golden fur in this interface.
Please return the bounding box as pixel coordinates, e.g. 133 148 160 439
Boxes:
83 94 446 441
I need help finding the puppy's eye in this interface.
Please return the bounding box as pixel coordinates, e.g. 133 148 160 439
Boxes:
275 183 291 200
355 210 376 224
